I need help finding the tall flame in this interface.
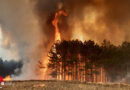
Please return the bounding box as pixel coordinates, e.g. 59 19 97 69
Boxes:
40 10 67 80
52 10 67 41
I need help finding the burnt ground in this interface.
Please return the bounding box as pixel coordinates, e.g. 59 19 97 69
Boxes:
1 80 130 90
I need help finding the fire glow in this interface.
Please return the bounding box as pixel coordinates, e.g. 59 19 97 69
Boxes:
4 76 12 81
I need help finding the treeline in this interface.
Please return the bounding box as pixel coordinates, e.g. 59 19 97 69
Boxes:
0 58 23 78
48 40 130 82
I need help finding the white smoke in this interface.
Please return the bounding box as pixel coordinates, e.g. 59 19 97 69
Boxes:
0 0 43 80
0 25 19 60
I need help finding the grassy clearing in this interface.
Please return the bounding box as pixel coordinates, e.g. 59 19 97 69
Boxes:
2 80 130 90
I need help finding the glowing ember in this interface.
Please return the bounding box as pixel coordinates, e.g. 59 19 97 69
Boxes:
52 10 67 41
33 84 45 87
4 76 12 81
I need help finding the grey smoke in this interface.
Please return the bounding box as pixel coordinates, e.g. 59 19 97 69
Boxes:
0 0 43 80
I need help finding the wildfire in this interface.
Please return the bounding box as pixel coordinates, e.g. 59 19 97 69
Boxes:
4 76 12 81
40 56 50 80
40 10 68 79
52 10 67 41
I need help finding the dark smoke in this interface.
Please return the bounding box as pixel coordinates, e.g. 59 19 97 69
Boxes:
0 58 23 78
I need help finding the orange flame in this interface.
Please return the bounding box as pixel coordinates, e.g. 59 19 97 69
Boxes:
52 10 67 41
4 76 12 81
40 10 67 80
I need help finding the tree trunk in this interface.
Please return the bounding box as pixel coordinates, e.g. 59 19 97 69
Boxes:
56 65 58 80
72 65 74 80
76 62 78 80
68 66 69 80
64 66 66 80
85 61 87 82
61 62 64 80
91 67 93 82
96 73 97 82
71 66 73 81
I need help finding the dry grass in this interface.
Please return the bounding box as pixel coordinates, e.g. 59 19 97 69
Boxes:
1 80 130 90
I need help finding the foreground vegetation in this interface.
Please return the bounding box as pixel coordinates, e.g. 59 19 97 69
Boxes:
2 80 130 90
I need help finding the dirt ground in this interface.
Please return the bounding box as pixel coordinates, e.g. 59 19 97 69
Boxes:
1 80 130 90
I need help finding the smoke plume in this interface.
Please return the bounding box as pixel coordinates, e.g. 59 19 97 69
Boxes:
0 58 23 78
35 0 130 45
0 0 43 80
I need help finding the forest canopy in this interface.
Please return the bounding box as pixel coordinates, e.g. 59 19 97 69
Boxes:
48 40 130 83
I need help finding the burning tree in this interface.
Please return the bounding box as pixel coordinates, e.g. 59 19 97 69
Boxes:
48 40 130 83
48 40 101 82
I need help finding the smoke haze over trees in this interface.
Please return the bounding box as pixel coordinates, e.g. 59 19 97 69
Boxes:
35 0 130 45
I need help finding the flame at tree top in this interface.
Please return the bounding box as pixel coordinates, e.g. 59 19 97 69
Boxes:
52 10 67 41
39 10 67 80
